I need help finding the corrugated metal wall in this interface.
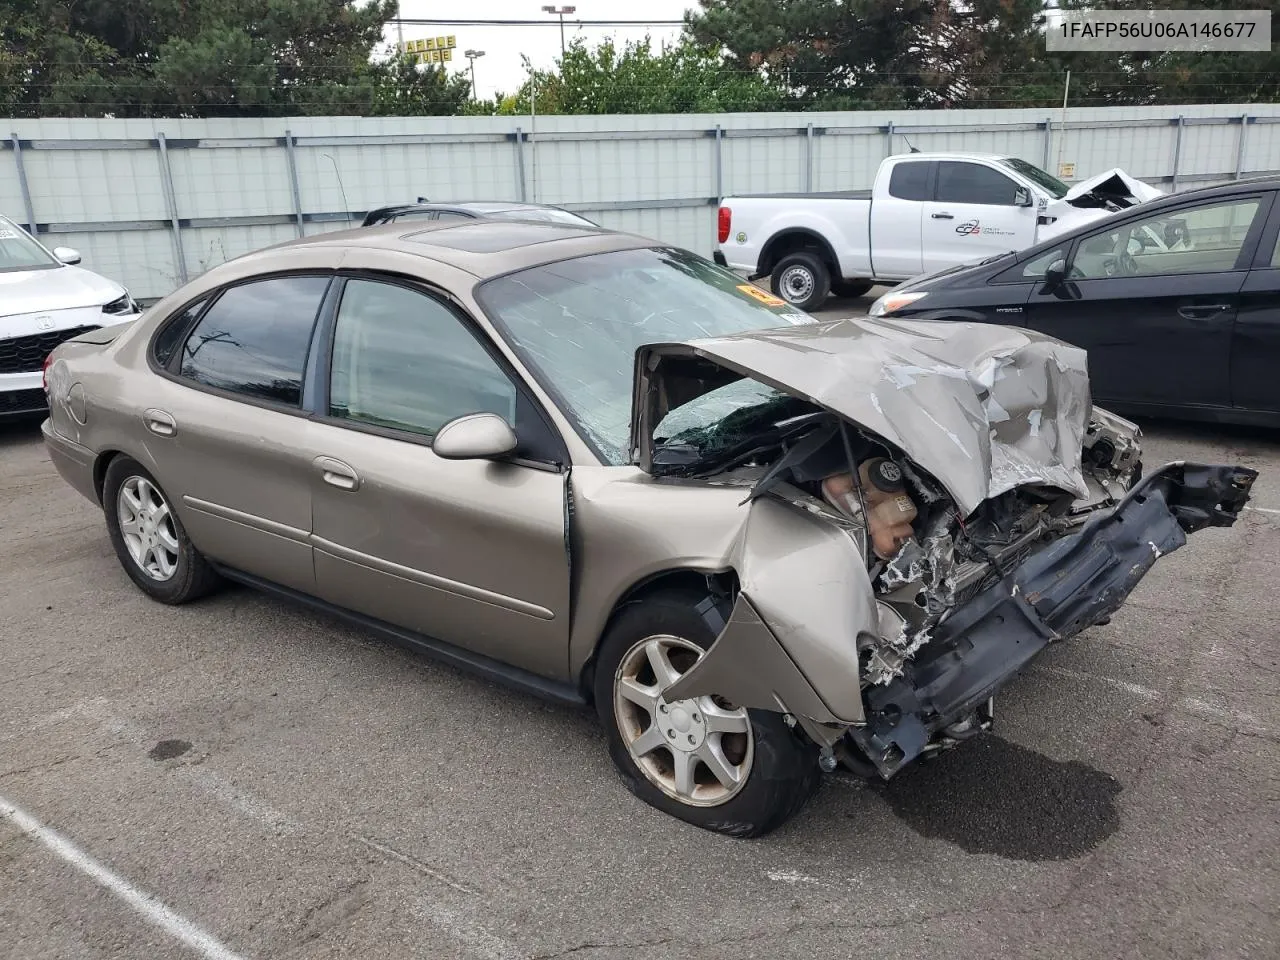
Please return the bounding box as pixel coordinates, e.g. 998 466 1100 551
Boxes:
5 104 1280 302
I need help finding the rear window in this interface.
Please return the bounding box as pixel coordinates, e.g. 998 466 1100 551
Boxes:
888 162 931 201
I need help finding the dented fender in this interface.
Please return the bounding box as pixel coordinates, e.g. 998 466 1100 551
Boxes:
662 494 875 725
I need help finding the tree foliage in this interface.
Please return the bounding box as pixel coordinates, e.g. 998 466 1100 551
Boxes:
0 0 472 117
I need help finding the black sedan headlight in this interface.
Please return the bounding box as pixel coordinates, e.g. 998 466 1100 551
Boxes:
102 291 139 316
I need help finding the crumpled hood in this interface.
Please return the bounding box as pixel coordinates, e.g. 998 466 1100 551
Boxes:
637 317 1093 517
1036 168 1164 242
0 265 124 319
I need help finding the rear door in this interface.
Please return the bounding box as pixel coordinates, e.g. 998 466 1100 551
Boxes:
1233 192 1280 415
921 161 1039 272
307 275 572 678
868 159 930 278
1023 193 1270 411
144 275 333 594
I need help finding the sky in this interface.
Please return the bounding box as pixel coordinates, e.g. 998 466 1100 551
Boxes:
386 1 694 101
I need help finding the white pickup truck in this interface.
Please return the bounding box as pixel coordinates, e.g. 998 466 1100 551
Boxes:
713 151 1161 310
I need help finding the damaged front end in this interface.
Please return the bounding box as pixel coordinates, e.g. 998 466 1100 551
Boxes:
641 320 1257 779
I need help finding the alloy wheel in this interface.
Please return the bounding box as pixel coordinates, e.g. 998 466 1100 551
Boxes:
117 476 179 582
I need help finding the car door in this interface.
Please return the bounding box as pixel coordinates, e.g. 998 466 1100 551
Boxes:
868 159 930 278
307 275 572 679
1233 194 1280 415
921 161 1039 272
1023 193 1271 410
144 274 333 594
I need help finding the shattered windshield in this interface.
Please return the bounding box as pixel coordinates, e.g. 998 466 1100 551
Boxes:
477 247 813 463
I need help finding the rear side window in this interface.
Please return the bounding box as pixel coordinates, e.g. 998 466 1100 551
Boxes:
179 276 329 407
936 162 1020 205
888 162 931 201
152 298 206 368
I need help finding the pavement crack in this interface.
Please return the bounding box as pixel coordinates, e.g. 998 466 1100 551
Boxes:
530 938 677 959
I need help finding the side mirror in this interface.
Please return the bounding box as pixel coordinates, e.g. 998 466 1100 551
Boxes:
1013 187 1033 207
1044 259 1068 287
52 246 81 265
432 412 518 461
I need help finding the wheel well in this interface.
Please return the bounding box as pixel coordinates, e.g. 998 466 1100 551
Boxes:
757 230 840 280
93 450 123 504
577 568 739 703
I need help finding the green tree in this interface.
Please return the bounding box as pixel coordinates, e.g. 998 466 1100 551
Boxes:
503 37 789 115
0 0 473 118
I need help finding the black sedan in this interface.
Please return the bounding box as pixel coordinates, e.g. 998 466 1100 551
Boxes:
868 177 1280 427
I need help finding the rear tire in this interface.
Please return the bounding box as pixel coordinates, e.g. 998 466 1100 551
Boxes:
770 251 831 311
594 589 821 838
832 280 874 300
103 456 220 604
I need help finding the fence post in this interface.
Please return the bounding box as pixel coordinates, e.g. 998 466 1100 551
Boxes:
1170 116 1184 191
9 133 37 234
1043 117 1053 170
156 133 188 284
284 130 305 237
514 127 527 202
714 124 723 199
805 122 814 192
885 120 894 157
1235 113 1250 180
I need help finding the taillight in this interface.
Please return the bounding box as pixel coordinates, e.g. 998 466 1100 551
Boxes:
717 206 732 244
42 352 54 392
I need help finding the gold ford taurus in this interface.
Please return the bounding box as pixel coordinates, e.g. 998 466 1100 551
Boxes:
41 219 1256 836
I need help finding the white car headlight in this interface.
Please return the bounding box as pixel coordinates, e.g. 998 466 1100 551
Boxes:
102 291 138 316
869 290 928 317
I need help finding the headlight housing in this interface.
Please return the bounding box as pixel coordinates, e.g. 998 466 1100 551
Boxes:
102 291 138 316
869 290 929 317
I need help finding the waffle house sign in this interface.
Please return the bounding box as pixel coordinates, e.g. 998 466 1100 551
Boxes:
401 35 456 64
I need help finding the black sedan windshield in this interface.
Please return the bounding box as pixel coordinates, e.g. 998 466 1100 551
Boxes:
477 248 812 463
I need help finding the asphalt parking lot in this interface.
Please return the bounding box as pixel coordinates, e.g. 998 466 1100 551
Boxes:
3 292 1279 960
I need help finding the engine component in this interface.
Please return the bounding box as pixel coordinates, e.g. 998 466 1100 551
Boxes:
822 457 918 559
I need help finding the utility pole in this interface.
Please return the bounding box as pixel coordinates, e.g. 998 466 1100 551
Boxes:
465 49 485 98
541 5 576 60
395 1 404 55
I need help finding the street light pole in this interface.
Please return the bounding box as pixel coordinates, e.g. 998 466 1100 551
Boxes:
541 5 576 60
464 49 485 98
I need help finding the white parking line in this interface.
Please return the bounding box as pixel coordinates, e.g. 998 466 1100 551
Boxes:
1034 664 1161 700
1246 506 1280 515
0 795 249 960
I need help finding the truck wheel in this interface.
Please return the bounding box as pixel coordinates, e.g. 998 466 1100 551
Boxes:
770 252 830 311
832 280 873 300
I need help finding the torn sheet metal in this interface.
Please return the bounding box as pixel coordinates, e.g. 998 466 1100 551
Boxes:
635 318 1093 517
1061 168 1164 208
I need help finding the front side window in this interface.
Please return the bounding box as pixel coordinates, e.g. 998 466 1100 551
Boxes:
888 162 931 201
179 276 329 406
477 247 814 464
1021 247 1067 279
328 279 517 439
1070 199 1262 280
936 162 1021 206
0 219 58 272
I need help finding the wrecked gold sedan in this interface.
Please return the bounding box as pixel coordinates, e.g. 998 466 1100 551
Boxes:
42 220 1256 836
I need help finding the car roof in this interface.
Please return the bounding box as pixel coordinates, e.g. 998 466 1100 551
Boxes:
241 218 654 280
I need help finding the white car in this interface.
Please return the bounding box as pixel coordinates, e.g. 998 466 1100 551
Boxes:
714 154 1162 310
1 216 139 417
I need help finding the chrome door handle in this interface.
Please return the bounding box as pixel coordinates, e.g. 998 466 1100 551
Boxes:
314 456 359 491
931 212 954 220
143 409 176 437
1177 303 1230 320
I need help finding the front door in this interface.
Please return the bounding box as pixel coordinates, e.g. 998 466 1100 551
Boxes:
920 160 1039 273
1233 206 1280 415
308 276 572 679
1023 194 1268 411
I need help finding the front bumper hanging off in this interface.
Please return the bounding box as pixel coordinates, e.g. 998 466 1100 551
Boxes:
850 461 1257 778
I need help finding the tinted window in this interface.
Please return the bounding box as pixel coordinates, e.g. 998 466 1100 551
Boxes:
153 298 207 367
430 211 473 222
1021 247 1066 280
888 162 931 201
1271 228 1280 268
328 279 517 439
179 276 328 406
936 162 1020 205
1071 199 1261 280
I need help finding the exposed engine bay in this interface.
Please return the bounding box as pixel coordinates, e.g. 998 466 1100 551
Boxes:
655 400 1142 692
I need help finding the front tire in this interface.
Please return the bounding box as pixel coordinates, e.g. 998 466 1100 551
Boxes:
103 456 220 604
593 590 820 837
770 251 831 311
